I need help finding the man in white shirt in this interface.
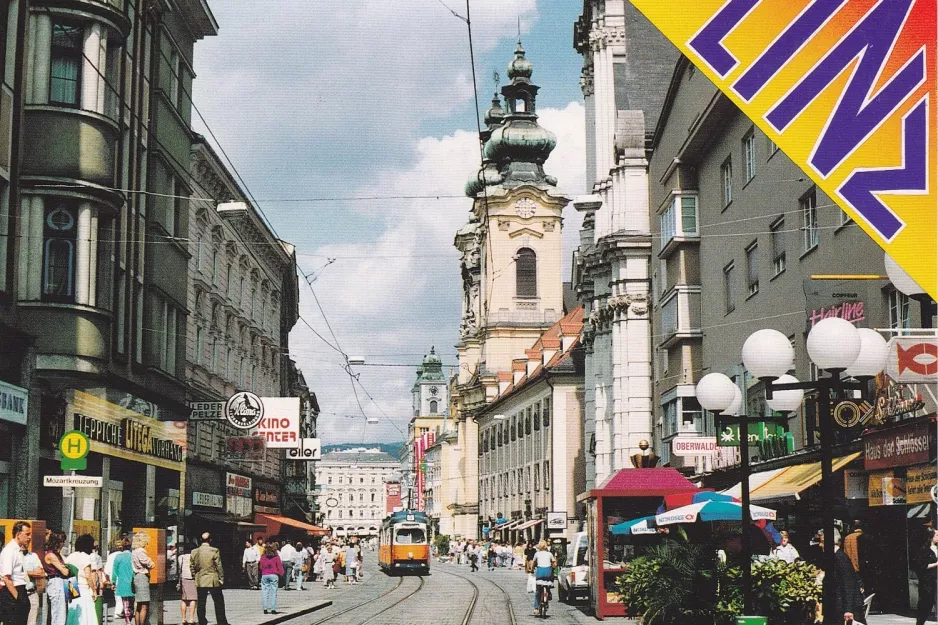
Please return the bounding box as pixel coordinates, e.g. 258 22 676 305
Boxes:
0 521 36 625
278 541 296 591
241 541 260 590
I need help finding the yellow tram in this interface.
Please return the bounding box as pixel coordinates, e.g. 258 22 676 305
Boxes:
378 510 430 574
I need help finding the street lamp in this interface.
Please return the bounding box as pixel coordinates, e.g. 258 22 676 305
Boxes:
884 253 935 329
745 318 887 625
696 372 785 613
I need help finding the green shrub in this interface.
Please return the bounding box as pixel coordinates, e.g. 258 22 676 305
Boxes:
614 529 740 625
433 534 450 556
750 558 821 625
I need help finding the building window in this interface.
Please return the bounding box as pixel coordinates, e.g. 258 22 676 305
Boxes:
889 290 911 336
429 400 438 415
682 397 702 428
801 189 818 252
839 208 852 227
543 399 550 427
745 242 759 296
42 204 77 301
721 157 733 207
663 400 678 437
723 261 736 314
533 464 539 491
227 265 235 298
516 248 537 298
157 298 178 375
768 138 779 158
770 218 786 276
168 47 182 109
195 325 204 365
743 132 756 182
50 23 82 106
212 250 219 285
659 194 698 247
510 415 517 441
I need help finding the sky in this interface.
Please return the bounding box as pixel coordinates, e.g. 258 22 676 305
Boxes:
192 0 588 444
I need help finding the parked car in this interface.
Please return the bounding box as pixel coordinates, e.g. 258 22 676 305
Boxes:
557 531 589 603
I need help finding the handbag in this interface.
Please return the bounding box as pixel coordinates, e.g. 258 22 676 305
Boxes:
526 574 536 593
67 579 81 600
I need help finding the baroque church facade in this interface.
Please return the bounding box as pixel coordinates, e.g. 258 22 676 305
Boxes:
450 41 571 538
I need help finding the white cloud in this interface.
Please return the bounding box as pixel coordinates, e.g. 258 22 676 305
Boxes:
294 102 585 443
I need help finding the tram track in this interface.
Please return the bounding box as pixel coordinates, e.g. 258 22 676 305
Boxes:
435 564 517 625
308 574 408 625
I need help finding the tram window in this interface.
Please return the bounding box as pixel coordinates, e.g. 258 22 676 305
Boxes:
395 528 426 544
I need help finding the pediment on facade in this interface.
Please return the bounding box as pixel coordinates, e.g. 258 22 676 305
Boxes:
507 227 543 239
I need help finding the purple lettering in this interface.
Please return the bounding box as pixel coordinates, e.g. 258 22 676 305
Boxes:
734 0 845 101
688 0 760 77
766 0 924 177
838 98 926 242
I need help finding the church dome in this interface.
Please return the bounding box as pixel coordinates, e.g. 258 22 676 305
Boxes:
484 93 505 127
483 119 557 165
465 161 504 196
507 40 533 81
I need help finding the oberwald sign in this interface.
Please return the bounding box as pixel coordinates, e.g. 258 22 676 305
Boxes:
671 436 718 457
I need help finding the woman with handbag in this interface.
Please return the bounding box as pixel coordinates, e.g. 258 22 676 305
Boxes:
321 545 336 590
176 546 196 625
44 532 71 625
259 544 283 615
130 533 153 625
65 534 99 625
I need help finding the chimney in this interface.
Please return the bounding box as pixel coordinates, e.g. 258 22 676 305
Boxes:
541 338 561 366
526 348 541 376
512 358 527 385
497 371 513 396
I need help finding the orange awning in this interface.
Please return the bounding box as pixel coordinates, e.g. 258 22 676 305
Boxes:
721 452 862 502
256 513 330 536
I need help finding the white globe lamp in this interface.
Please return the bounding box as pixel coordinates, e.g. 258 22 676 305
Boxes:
696 373 737 413
765 374 804 412
724 384 743 416
742 329 794 380
843 328 889 378
884 253 925 296
806 318 861 371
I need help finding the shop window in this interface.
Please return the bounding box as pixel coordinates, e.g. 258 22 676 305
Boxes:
42 204 77 302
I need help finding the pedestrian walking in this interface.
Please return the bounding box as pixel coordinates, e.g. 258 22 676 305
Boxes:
321 546 336 590
524 541 536 574
311 548 323 583
104 538 128 625
176 547 196 625
343 544 357 585
0 521 34 625
468 546 479 573
258 544 283 615
129 533 153 625
190 533 228 625
915 527 937 625
105 540 132 625
487 542 496 571
241 542 259 591
819 530 864 625
43 532 71 625
771 531 800 563
356 543 364 582
64 534 99 625
292 542 307 591
22 541 45 625
277 542 295 591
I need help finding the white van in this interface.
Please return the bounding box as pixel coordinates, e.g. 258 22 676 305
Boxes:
557 531 589 603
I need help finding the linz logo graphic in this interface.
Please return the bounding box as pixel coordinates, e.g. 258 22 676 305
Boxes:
225 392 264 429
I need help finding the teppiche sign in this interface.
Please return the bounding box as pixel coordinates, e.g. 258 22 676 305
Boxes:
630 0 936 297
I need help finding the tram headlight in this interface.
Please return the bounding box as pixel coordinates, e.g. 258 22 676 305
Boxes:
408 552 413 560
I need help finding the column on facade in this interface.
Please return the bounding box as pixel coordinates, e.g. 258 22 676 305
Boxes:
582 338 596 490
27 13 51 104
581 68 596 187
81 22 106 114
20 196 43 300
611 287 627 468
75 202 97 306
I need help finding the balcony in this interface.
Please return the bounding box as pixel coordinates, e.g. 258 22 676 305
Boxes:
659 287 702 348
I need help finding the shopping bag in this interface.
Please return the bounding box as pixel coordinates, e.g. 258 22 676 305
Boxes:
526 574 536 593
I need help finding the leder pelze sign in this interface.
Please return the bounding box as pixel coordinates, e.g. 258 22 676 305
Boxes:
630 0 937 297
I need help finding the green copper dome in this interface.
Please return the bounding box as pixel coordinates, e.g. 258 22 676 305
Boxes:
507 40 533 81
483 120 556 164
465 161 504 196
484 93 505 128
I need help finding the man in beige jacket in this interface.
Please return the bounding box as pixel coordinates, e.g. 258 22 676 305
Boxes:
190 533 228 625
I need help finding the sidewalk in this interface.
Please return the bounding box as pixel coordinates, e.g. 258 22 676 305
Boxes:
155 586 332 625
868 616 934 625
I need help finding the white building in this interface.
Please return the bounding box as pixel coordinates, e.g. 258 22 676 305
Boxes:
315 448 399 538
571 0 679 488
477 309 585 541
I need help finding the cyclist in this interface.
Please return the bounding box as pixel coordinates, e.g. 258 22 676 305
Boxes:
531 540 556 617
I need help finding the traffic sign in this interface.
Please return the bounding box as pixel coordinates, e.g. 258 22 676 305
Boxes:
59 430 90 470
44 475 102 488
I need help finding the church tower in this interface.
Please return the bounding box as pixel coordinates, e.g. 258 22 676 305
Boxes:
411 347 448 417
450 42 570 538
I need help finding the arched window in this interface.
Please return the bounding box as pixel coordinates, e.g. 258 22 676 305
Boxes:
42 204 77 301
429 400 438 414
516 248 537 298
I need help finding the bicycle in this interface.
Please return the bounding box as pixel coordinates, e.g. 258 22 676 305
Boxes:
536 577 553 618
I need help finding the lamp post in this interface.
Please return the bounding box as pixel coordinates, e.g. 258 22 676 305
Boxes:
696 372 795 613
740 318 888 625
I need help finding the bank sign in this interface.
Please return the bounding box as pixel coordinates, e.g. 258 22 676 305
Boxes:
630 0 937 298
0 380 27 425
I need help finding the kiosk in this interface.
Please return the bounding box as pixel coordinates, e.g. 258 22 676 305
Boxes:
578 469 698 620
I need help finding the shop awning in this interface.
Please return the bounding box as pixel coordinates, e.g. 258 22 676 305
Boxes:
721 452 863 502
583 468 700 499
515 519 543 531
190 511 265 530
494 520 522 531
255 513 330 536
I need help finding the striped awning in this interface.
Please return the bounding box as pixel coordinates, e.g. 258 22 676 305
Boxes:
515 519 543 531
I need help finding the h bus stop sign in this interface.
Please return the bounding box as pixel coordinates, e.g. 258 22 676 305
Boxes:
59 430 90 471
